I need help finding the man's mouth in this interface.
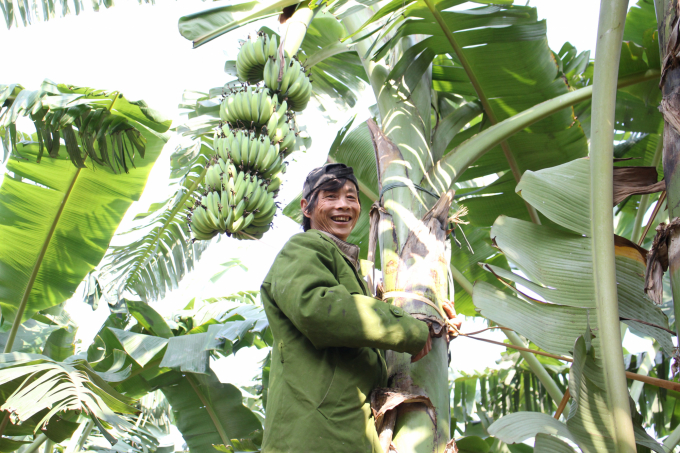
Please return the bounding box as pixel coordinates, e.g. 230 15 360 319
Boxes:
331 216 351 223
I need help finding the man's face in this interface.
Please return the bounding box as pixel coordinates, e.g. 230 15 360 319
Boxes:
302 180 361 241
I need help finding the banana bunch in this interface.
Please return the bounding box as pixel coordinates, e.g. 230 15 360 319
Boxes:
215 129 286 178
190 162 279 240
190 29 318 242
264 56 312 112
220 87 277 126
236 33 279 84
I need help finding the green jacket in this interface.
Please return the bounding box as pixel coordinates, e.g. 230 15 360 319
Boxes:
260 230 429 453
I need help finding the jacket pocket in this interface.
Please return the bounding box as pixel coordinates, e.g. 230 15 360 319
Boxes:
316 362 339 420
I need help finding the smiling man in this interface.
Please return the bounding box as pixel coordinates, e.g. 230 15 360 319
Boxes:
259 163 433 453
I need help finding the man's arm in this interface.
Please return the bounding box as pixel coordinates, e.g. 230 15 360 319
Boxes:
267 234 428 355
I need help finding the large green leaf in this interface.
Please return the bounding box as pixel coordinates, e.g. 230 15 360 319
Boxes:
477 155 670 451
178 0 300 48
161 372 262 453
361 0 589 204
480 158 674 354
0 122 166 327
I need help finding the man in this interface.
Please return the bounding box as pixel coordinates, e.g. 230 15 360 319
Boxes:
260 163 435 453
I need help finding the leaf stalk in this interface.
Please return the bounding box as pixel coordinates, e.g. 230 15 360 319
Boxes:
589 0 637 449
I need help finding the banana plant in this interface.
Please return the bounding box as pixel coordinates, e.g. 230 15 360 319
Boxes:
173 0 667 451
0 81 170 356
86 293 272 452
469 157 670 451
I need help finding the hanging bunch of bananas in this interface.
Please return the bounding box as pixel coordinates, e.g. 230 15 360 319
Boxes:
188 156 280 241
188 30 314 242
264 56 312 111
236 33 279 84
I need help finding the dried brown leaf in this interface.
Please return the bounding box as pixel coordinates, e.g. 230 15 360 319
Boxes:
613 166 665 205
645 217 680 304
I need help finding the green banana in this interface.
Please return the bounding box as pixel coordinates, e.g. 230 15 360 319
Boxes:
236 33 276 83
243 223 271 234
233 199 246 223
280 131 296 156
267 174 283 193
231 214 246 233
242 212 255 230
262 154 282 179
234 171 248 201
246 183 263 212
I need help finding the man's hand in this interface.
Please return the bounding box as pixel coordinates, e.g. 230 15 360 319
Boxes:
411 332 432 363
443 300 462 338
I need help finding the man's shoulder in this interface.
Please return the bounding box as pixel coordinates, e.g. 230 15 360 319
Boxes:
283 230 335 251
263 231 337 285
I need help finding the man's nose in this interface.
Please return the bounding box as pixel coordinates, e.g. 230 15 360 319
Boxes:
336 196 351 209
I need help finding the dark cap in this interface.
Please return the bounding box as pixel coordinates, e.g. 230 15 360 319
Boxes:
302 163 359 200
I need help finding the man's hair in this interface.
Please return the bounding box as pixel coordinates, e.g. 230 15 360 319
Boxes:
302 178 360 231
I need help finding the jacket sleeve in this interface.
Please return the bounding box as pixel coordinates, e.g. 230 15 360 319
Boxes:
266 233 429 355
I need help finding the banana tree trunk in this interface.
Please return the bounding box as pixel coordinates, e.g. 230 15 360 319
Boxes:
343 13 450 453
656 0 680 339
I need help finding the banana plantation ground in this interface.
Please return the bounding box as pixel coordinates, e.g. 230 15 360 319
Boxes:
1 0 680 452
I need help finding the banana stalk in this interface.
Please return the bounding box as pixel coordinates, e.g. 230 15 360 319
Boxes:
589 0 637 450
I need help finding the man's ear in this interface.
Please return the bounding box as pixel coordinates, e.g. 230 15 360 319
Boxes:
301 198 311 218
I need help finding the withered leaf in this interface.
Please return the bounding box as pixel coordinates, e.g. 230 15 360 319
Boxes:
645 217 680 304
613 166 665 206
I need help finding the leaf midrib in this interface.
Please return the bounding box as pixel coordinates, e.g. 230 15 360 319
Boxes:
5 168 81 353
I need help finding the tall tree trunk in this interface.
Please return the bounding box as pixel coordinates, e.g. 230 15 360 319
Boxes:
656 0 680 340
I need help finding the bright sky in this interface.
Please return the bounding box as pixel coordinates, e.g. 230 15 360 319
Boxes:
2 0 651 398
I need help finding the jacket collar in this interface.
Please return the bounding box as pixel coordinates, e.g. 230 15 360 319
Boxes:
317 230 360 269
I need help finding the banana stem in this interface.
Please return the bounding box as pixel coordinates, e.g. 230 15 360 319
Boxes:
282 6 317 57
74 420 94 453
589 0 637 449
24 434 48 453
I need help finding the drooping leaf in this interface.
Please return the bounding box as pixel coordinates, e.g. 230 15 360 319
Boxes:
0 353 137 437
161 372 262 453
0 123 166 325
